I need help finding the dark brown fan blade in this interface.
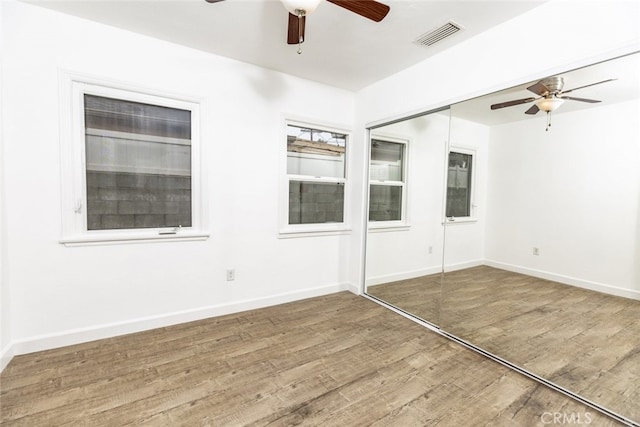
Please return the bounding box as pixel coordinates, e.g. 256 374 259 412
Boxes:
524 104 540 115
526 81 550 96
287 13 306 44
204 0 224 3
490 97 536 110
560 96 601 103
326 0 390 22
562 78 616 95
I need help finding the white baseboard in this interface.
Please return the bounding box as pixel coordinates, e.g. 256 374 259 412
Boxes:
4 282 352 367
444 259 484 273
344 281 361 295
3 260 636 374
1 342 15 372
366 258 639 301
485 259 640 301
365 265 442 287
366 260 485 287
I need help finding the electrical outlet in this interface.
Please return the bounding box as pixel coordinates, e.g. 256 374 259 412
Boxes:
533 247 540 256
226 269 235 281
428 246 433 255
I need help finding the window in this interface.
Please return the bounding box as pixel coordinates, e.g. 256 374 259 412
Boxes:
369 139 407 223
446 149 474 219
60 76 206 244
84 95 192 230
282 122 349 234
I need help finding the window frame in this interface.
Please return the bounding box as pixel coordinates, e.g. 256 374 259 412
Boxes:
279 118 351 237
445 146 477 224
58 72 208 246
368 134 409 230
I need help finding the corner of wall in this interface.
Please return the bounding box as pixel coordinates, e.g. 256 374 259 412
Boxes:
0 342 14 373
0 0 14 374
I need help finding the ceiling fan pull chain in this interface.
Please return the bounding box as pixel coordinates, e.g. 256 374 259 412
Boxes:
297 9 304 54
546 112 551 131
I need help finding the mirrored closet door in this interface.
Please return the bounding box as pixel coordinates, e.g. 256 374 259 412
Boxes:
365 52 640 425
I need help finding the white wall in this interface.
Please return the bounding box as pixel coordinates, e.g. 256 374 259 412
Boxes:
485 99 640 298
351 0 640 290
1 0 356 359
0 0 11 371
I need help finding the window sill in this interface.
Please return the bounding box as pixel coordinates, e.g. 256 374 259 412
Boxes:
278 224 351 239
60 231 210 247
444 217 478 225
368 222 410 233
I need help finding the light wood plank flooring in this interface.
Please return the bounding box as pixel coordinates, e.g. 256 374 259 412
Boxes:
0 292 623 426
368 266 640 423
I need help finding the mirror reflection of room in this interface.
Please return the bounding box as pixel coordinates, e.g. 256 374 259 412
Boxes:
365 52 640 424
366 109 450 325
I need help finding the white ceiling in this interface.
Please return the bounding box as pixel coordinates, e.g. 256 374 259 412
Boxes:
27 0 544 91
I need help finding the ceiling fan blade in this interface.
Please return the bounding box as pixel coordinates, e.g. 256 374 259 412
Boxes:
561 78 616 94
526 81 550 96
524 104 540 115
287 13 306 44
204 0 224 3
326 0 390 22
560 96 601 103
490 97 536 110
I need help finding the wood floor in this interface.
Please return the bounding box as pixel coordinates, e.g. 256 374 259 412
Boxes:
0 292 624 426
368 266 640 424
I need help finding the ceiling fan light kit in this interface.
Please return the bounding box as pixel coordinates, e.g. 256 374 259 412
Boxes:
535 96 564 112
535 96 565 131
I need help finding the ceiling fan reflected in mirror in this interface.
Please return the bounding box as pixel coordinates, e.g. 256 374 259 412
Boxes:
205 0 390 54
490 76 616 131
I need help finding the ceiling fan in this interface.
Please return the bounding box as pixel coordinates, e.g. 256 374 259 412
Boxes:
205 0 390 52
490 76 616 130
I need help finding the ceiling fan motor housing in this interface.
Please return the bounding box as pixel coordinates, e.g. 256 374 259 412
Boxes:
540 76 564 97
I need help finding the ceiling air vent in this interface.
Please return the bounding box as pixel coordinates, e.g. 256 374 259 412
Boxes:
414 21 463 47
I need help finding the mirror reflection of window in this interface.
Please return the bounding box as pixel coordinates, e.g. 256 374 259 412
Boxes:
369 139 406 222
446 150 473 218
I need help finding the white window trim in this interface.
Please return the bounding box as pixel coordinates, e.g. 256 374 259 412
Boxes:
445 146 477 224
368 133 410 230
279 117 352 238
58 71 209 246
